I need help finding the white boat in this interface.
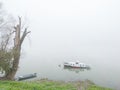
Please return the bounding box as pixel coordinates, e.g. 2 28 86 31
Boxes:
64 61 89 68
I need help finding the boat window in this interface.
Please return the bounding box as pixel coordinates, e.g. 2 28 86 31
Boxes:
76 62 78 64
64 62 68 64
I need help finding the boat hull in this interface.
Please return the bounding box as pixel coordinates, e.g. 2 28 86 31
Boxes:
64 65 88 68
16 73 37 81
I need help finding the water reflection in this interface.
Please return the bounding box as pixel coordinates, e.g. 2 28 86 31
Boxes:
63 66 91 73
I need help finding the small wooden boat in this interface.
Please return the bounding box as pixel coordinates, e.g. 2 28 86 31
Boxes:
16 73 37 81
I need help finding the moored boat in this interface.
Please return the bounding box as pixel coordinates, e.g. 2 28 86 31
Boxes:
64 61 89 68
16 73 37 81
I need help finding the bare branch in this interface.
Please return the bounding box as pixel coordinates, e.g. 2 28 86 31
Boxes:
20 28 30 46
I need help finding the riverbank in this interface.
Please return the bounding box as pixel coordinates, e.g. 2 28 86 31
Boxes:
0 79 112 90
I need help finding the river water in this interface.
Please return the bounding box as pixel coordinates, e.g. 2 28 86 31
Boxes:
16 45 120 90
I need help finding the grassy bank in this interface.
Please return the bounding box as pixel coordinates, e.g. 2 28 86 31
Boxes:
0 79 112 90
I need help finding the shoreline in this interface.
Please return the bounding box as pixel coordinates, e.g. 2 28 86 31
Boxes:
0 78 113 90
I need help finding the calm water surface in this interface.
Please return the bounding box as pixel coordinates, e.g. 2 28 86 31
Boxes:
16 46 120 90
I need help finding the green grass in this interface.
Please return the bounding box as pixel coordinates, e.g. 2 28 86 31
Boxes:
0 80 112 90
88 85 112 90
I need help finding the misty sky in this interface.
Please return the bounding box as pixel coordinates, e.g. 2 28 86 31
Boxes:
1 1 120 88
1 0 120 60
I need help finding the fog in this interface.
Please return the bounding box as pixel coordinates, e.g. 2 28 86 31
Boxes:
1 0 120 89
1 0 120 58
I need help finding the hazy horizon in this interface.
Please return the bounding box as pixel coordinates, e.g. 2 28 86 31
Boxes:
1 0 120 89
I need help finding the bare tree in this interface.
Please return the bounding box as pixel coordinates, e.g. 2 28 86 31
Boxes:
0 16 30 80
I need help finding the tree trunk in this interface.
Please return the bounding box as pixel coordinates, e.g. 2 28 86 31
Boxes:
5 50 20 80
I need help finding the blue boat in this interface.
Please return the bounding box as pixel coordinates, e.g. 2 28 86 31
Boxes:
16 73 37 81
